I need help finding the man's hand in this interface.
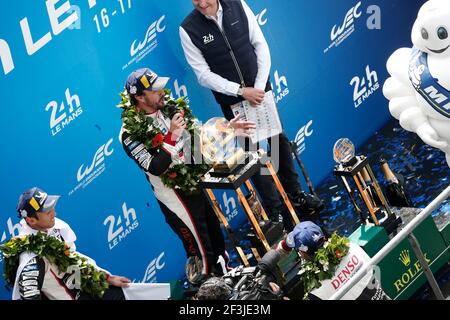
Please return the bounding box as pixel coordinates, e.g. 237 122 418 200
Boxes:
107 275 131 288
230 113 256 137
170 113 187 139
242 87 265 106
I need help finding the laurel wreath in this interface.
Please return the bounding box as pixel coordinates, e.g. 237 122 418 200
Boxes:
117 89 211 194
0 232 109 299
298 233 350 299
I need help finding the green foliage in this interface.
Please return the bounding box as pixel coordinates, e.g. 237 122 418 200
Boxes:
298 233 350 299
0 233 109 299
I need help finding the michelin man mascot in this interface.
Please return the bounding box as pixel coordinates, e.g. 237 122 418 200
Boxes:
383 0 450 166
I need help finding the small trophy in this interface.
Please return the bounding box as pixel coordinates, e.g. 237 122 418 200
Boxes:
333 138 402 234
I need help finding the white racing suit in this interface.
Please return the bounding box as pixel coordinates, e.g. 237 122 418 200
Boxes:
12 218 124 300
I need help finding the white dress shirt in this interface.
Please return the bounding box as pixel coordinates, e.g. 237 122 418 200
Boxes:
179 0 271 98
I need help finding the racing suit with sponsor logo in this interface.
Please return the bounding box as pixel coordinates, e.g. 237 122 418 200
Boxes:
12 218 124 300
119 109 226 276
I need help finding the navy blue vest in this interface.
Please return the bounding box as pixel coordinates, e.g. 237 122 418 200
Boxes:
182 0 271 107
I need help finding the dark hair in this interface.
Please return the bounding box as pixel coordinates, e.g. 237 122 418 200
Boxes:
24 212 39 222
130 94 139 106
195 277 232 300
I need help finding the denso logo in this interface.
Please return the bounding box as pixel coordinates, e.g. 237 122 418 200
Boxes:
130 15 166 57
77 138 114 182
331 1 362 41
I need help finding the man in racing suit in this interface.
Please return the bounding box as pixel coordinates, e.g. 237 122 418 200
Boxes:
119 68 255 278
12 187 130 300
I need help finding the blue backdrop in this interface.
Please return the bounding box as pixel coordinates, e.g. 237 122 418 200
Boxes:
0 0 426 299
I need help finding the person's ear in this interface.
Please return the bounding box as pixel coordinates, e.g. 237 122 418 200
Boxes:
135 94 145 104
25 216 38 227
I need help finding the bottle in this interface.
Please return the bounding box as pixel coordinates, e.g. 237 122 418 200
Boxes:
360 167 383 207
380 158 411 207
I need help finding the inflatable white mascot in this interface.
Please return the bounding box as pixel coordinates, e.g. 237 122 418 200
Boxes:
383 0 450 167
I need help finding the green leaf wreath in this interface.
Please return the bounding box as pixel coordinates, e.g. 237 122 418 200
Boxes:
117 89 211 194
0 232 109 299
298 233 350 299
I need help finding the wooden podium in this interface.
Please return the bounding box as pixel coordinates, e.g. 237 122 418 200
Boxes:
200 150 300 267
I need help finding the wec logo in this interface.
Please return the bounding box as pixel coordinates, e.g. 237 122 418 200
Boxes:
142 252 166 283
330 1 362 42
77 138 114 182
294 120 314 155
255 8 268 26
324 2 381 54
130 15 166 57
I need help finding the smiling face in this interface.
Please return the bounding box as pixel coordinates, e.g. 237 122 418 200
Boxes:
412 0 450 56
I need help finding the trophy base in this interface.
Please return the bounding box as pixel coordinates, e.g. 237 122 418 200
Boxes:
209 151 251 178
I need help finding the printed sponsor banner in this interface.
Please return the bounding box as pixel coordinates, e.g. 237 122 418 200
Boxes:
0 0 425 299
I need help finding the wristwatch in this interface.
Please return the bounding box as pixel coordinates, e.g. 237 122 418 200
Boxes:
237 86 244 97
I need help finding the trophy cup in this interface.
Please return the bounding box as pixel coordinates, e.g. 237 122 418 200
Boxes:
333 138 402 234
200 117 248 177
199 118 299 266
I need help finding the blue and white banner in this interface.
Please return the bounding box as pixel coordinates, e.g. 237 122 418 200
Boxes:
0 0 425 299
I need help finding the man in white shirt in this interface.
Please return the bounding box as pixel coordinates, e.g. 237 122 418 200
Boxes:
180 0 324 230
